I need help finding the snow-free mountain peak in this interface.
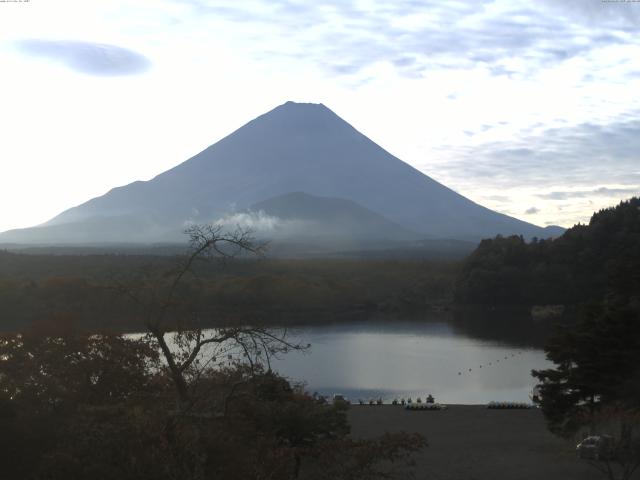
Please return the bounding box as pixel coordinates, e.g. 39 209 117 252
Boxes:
0 101 559 247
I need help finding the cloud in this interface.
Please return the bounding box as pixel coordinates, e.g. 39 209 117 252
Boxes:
216 210 284 232
484 195 511 203
525 207 539 215
539 0 640 28
424 115 640 227
538 187 640 201
16 39 151 76
174 0 639 82
213 209 331 239
429 117 640 191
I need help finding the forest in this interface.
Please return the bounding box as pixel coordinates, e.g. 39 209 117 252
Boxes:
0 249 458 332
455 197 640 308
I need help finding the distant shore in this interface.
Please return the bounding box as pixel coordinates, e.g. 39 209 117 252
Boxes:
348 405 601 480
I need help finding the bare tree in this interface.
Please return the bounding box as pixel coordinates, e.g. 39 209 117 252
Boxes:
117 224 307 408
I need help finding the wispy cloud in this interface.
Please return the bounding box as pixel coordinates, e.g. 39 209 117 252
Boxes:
212 210 314 239
16 40 151 76
430 118 640 190
538 187 640 201
425 117 640 227
484 195 511 203
215 210 284 232
174 0 640 83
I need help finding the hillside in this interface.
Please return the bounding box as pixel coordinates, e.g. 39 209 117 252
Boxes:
243 191 419 248
454 197 640 306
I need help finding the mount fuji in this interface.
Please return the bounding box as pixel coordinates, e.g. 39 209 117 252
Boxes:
0 101 561 248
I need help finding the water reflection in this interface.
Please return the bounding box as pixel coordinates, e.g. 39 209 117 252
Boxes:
451 307 556 348
269 320 551 404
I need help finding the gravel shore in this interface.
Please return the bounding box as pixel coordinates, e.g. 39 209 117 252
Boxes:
348 405 604 480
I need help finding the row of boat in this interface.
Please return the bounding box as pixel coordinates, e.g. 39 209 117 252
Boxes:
332 395 535 409
353 396 437 406
487 401 533 409
405 403 447 411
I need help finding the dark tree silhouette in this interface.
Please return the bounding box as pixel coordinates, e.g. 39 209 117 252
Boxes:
455 197 640 308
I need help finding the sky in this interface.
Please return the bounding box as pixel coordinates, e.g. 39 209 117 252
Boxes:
1 0 639 233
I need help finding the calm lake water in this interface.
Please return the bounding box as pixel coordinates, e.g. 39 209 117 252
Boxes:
148 318 552 405
265 320 551 404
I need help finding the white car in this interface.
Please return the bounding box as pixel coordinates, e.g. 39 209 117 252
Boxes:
576 435 614 461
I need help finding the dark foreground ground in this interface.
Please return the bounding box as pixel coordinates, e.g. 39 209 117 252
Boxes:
348 405 605 480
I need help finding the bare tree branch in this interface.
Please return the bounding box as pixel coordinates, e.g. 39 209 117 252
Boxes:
111 223 305 410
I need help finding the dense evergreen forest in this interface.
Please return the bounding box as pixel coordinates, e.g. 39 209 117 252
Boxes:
455 197 640 307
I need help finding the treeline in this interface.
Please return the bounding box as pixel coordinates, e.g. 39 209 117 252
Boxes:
0 253 459 331
455 197 640 306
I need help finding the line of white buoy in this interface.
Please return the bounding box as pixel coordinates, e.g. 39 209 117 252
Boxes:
457 351 525 376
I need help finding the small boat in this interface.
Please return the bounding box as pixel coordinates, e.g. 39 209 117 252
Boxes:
332 394 350 404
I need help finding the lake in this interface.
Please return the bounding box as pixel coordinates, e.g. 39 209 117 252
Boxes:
151 317 553 405
263 320 551 404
